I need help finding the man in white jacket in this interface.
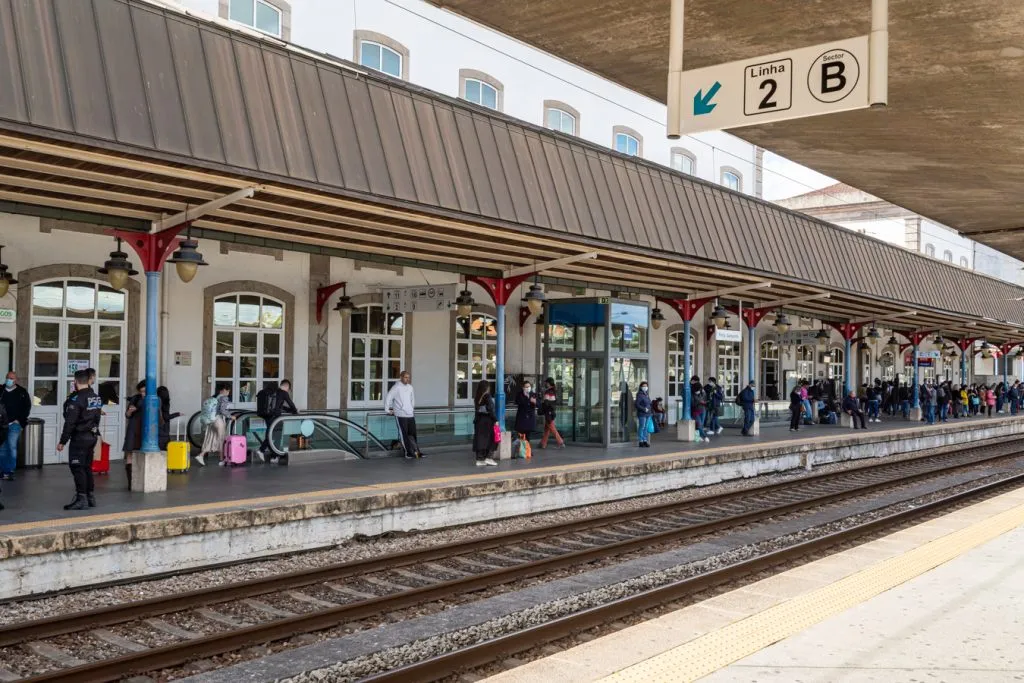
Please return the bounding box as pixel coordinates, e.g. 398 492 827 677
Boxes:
386 370 422 459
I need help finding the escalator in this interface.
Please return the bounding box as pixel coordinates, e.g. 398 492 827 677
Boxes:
186 410 400 459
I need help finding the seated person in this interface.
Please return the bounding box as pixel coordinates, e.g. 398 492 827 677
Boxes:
842 391 867 429
652 397 667 427
819 399 838 425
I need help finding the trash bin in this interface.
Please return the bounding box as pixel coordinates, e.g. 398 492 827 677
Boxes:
17 418 44 469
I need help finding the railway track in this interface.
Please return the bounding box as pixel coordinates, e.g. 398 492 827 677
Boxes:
6 441 1024 682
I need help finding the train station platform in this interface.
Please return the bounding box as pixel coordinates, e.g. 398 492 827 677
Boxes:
0 415 1022 599
495 476 1024 683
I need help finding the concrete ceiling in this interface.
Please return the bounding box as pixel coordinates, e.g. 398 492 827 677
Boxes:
427 0 1024 259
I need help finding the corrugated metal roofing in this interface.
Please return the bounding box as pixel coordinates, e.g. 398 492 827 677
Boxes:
1 0 1024 326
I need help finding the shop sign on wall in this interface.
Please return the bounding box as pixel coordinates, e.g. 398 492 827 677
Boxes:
0 308 15 323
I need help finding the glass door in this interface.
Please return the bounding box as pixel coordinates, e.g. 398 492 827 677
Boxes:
546 357 604 444
716 341 741 400
610 357 647 444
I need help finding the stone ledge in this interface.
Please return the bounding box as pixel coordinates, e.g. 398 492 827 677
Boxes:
1 419 1020 561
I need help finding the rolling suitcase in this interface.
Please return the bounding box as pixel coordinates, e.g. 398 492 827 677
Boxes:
167 418 190 473
223 434 248 466
91 415 110 474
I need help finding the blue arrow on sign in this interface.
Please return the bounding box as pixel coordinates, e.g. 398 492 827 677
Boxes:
693 81 722 116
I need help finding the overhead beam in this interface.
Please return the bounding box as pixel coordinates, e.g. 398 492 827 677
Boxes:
504 251 599 278
153 186 261 231
752 292 831 310
850 310 918 325
688 282 772 301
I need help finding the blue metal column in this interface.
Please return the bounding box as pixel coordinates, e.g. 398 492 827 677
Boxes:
960 352 967 386
912 345 920 408
682 318 692 420
843 337 852 395
495 303 506 425
747 324 756 386
1003 353 1009 392
141 271 161 453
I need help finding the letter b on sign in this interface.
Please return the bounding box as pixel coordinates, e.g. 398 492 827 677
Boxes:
807 49 859 103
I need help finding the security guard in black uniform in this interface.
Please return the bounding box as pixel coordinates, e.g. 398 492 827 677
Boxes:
57 369 103 510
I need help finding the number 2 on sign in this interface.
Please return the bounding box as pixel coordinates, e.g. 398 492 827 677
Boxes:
759 79 778 110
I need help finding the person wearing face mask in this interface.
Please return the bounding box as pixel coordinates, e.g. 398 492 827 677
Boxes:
635 381 653 447
514 381 538 447
0 371 30 481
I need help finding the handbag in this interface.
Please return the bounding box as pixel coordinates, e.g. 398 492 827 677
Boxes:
492 422 501 444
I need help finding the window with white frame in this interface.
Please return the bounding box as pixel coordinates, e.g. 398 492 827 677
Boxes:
545 108 576 135
722 170 741 191
349 305 405 406
960 256 969 268
667 331 694 401
670 149 695 175
463 78 499 110
228 0 282 37
760 341 779 400
213 294 284 404
360 41 402 78
924 243 935 257
455 313 497 403
943 250 953 263
614 132 640 156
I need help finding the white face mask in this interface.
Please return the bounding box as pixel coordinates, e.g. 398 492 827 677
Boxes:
523 387 531 394
640 385 648 393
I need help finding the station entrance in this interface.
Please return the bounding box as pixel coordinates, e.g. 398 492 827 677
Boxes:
543 299 649 446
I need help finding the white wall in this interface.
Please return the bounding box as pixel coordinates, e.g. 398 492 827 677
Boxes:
920 219 973 266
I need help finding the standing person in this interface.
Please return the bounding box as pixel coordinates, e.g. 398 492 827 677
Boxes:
472 380 498 467
690 377 709 443
704 377 724 436
255 380 299 463
635 380 653 448
122 380 146 490
995 382 1005 413
799 381 812 425
789 382 803 432
57 369 102 510
842 390 867 429
513 380 538 447
936 382 949 423
0 371 30 481
1010 382 1020 416
197 384 232 467
539 378 565 449
985 384 996 417
156 386 181 451
737 380 756 436
386 371 421 460
922 382 936 425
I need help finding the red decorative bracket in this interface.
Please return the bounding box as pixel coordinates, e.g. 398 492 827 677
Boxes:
657 296 715 323
705 323 716 342
725 306 771 329
826 321 865 341
106 224 188 273
466 274 533 306
956 337 981 352
315 282 347 324
899 343 913 354
518 305 533 334
999 342 1021 357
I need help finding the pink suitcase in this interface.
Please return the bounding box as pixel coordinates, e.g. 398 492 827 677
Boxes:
223 435 248 466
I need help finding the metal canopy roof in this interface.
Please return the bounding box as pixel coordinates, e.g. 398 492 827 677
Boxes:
426 0 1024 260
0 0 1022 341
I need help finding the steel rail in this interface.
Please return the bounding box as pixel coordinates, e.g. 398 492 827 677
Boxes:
363 471 1024 683
14 454 1024 681
3 444 1019 650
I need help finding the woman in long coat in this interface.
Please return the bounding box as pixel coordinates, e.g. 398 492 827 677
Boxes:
472 380 498 467
513 380 538 441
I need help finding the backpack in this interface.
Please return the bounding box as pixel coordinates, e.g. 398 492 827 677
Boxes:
200 397 218 426
937 386 947 402
256 388 279 418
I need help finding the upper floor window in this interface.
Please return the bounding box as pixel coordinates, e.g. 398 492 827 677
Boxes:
670 148 696 175
613 126 642 156
360 41 402 78
349 305 404 406
925 243 935 258
213 294 284 404
546 108 576 135
228 0 284 37
459 70 503 111
721 168 742 191
960 256 969 268
943 250 953 263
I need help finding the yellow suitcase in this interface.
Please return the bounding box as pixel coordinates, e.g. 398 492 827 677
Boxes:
167 419 190 473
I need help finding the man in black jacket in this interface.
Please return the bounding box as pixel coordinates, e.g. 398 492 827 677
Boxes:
0 371 29 481
255 380 298 463
57 369 102 510
842 390 867 429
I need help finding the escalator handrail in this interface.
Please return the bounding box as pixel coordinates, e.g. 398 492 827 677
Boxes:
185 409 254 449
186 410 392 455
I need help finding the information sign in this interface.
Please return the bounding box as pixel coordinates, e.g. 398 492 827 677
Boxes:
382 284 458 314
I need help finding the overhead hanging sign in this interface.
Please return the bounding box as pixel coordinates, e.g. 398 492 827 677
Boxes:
715 328 742 342
677 35 870 134
382 284 458 314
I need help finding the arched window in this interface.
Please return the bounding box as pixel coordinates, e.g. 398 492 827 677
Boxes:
959 256 969 268
943 250 953 262
227 0 287 38
721 168 742 191
455 313 497 403
924 243 935 258
670 148 696 175
796 344 814 381
360 41 402 78
544 105 578 135
667 331 695 401
760 341 779 400
212 294 284 404
349 305 405 406
880 351 896 382
612 126 642 156
825 347 844 385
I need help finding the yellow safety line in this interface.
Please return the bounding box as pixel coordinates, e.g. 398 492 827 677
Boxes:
0 420 1001 535
600 498 1024 682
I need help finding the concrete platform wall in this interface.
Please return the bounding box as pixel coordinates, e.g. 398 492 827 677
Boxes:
3 419 1024 598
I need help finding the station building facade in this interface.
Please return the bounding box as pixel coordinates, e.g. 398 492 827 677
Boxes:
0 0 1022 461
